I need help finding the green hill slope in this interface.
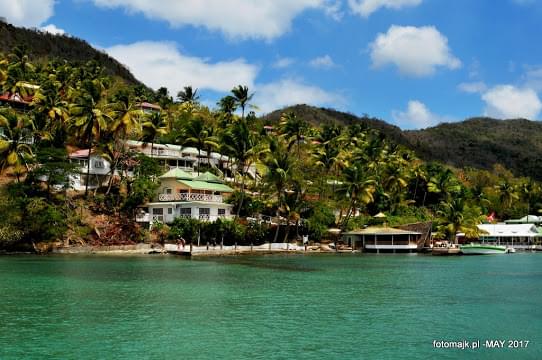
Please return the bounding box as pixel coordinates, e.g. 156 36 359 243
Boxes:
264 105 542 180
0 20 141 85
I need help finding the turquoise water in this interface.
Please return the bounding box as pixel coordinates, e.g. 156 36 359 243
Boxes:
1 254 541 359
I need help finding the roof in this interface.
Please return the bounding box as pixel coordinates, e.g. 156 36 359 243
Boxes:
342 227 421 236
194 171 223 183
136 102 161 110
505 215 542 224
159 168 193 180
178 180 233 193
477 223 540 237
69 149 92 158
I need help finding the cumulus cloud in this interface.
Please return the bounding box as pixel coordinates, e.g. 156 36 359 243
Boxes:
392 100 452 129
0 0 55 27
105 41 258 95
458 81 487 94
41 24 65 35
369 25 461 77
92 0 335 40
309 55 336 69
348 0 422 17
272 57 296 69
254 78 343 113
482 85 542 119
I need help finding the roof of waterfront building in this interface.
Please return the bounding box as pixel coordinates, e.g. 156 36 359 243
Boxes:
194 171 223 183
159 168 193 180
477 223 540 237
505 215 542 224
342 227 421 236
177 180 233 193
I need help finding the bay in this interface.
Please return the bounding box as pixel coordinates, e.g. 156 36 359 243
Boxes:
0 253 541 359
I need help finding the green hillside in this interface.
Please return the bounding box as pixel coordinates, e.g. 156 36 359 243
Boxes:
264 105 542 180
0 20 141 85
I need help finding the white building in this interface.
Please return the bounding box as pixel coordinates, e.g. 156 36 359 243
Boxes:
477 223 541 249
69 149 112 191
136 168 235 225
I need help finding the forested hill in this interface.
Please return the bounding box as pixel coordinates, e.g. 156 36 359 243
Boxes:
262 104 405 144
404 118 542 180
264 105 542 180
0 20 141 85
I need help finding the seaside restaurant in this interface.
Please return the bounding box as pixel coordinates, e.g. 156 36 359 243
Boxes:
341 227 422 253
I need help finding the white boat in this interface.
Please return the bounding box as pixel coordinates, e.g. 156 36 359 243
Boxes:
460 243 507 255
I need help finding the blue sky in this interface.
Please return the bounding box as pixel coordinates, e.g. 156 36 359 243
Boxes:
2 0 542 129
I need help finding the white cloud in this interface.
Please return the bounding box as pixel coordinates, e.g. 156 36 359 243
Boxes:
92 0 335 40
105 41 258 95
0 0 55 27
369 25 461 77
348 0 422 17
41 24 65 35
272 57 295 69
392 100 452 129
482 85 542 119
458 81 487 94
309 55 336 69
254 78 342 113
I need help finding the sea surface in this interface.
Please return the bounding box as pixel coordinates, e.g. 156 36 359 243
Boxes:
0 253 541 359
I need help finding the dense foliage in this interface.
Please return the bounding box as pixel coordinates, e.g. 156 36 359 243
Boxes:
1 44 541 251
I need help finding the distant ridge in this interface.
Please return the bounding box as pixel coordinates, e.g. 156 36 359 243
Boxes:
0 20 141 85
263 105 542 180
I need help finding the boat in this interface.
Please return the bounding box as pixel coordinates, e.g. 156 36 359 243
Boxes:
460 243 507 255
432 241 461 255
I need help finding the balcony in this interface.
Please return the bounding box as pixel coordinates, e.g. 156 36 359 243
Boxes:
158 193 224 202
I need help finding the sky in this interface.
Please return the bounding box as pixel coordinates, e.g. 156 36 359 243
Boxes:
2 0 542 129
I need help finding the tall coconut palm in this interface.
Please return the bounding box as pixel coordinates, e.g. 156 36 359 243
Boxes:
231 85 253 120
279 111 308 156
338 162 376 229
141 111 167 158
427 169 461 202
181 117 218 175
177 86 199 104
496 181 519 212
264 139 294 243
31 76 69 143
69 79 111 196
0 108 34 182
222 120 262 219
437 197 483 243
217 95 237 124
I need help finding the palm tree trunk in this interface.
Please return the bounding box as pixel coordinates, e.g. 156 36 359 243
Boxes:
85 131 93 197
235 164 245 220
283 221 291 243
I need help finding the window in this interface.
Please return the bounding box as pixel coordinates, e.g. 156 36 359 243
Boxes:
199 208 210 215
167 208 173 215
218 208 226 216
152 208 164 215
180 208 191 215
165 188 172 194
94 160 105 168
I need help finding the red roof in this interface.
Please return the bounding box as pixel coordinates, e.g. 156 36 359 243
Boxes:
0 93 33 105
69 149 91 158
137 102 161 110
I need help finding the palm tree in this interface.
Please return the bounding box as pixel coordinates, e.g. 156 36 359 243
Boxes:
217 95 237 125
279 111 308 156
427 169 461 202
338 162 376 229
222 120 262 219
141 111 167 158
264 139 293 243
231 85 253 120
31 76 69 143
437 197 483 243
177 86 199 104
496 181 519 212
0 108 34 182
181 117 218 175
69 79 111 196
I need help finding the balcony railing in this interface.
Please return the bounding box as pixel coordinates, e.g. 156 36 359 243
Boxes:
199 214 210 221
158 193 223 202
